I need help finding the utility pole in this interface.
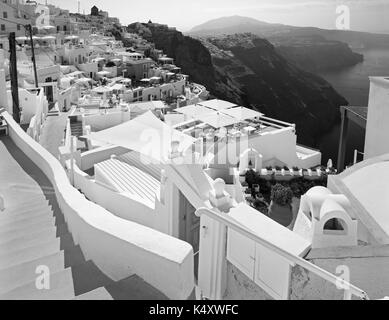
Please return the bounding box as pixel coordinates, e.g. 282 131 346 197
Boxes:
25 24 39 88
8 32 20 123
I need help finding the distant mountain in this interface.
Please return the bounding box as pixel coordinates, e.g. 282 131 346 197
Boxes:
189 16 376 73
126 23 347 146
189 15 389 49
190 15 282 34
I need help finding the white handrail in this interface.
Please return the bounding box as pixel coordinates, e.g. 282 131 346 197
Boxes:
195 207 369 300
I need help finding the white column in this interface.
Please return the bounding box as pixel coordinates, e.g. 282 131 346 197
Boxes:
197 213 227 300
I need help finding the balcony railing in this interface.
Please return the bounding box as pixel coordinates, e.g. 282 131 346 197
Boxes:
196 207 370 300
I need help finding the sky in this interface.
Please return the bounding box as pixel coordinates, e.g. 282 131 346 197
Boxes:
45 0 389 33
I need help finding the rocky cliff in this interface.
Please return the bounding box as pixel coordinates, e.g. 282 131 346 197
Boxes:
273 35 364 73
127 23 347 146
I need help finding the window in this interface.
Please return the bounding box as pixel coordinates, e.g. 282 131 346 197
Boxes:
133 91 138 98
323 218 348 235
3 12 7 19
1 25 5 32
17 24 20 31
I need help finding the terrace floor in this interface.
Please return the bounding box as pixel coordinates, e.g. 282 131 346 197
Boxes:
39 113 68 158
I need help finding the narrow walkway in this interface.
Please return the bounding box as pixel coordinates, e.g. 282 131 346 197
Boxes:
39 113 68 158
0 136 168 300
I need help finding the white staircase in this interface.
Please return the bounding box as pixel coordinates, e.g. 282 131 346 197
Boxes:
0 195 111 300
0 193 169 300
0 136 170 300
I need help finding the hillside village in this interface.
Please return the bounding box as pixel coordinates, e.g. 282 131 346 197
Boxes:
0 1 389 301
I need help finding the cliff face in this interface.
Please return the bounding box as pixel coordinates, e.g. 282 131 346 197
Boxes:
127 23 217 93
127 24 347 146
273 35 364 73
203 34 347 145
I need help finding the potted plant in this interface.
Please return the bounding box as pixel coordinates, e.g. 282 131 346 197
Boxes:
268 184 294 227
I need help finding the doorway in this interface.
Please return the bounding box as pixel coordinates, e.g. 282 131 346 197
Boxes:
178 191 200 279
45 77 53 103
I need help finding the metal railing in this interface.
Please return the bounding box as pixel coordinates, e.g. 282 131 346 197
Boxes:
196 207 370 300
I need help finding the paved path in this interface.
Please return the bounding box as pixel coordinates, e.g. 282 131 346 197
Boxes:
39 114 68 158
0 136 52 209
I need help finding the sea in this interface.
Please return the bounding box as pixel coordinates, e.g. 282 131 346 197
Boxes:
317 47 389 166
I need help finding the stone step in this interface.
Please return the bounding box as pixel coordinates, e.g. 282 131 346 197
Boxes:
70 260 114 296
0 251 65 295
74 287 113 300
106 275 168 300
0 238 60 270
4 199 50 212
0 215 55 234
2 207 53 222
2 203 52 219
0 227 57 254
0 207 52 223
0 225 57 246
0 219 57 243
0 268 75 300
0 210 54 228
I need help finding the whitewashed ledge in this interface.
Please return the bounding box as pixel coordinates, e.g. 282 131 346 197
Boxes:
1 111 194 300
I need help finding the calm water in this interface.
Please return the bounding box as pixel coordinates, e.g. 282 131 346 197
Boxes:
317 48 389 166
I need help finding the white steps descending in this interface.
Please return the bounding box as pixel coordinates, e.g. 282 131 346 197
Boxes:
0 135 170 300
73 287 113 300
0 213 55 230
95 157 160 205
0 215 56 234
4 199 50 212
0 251 65 295
0 238 61 270
0 207 53 223
0 268 75 300
0 228 57 254
0 226 57 245
3 202 51 216
118 151 164 181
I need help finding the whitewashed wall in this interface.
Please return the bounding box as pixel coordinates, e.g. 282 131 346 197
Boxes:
3 111 195 300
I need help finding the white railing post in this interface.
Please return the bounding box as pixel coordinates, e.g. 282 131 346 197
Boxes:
344 289 352 300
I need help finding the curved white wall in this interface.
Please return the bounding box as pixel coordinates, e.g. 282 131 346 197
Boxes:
2 111 194 300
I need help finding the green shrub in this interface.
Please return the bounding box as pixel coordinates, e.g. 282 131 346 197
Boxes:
271 184 293 207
